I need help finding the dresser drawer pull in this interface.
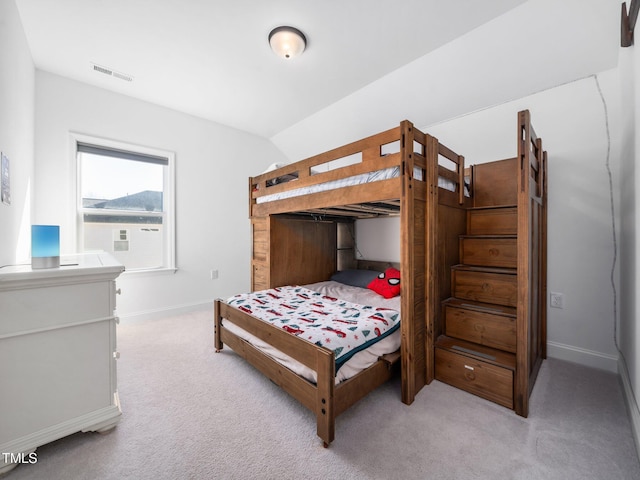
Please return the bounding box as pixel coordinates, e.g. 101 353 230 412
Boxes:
464 365 474 371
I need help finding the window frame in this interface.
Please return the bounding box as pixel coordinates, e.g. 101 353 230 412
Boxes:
71 132 176 274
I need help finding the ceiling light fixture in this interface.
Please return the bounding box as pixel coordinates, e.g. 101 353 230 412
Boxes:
268 26 306 59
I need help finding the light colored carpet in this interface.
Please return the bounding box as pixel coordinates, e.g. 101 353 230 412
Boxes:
4 309 640 480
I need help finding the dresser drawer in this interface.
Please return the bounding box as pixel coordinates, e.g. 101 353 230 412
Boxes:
435 347 513 408
444 303 516 353
451 267 517 307
460 237 517 269
0 282 112 336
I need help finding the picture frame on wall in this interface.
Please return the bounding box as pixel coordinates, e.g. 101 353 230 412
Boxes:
1 151 10 205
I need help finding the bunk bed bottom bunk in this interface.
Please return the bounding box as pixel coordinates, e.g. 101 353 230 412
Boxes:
214 280 402 447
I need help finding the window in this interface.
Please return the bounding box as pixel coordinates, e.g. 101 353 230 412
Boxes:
74 135 175 272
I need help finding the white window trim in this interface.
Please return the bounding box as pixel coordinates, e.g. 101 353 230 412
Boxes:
70 132 176 274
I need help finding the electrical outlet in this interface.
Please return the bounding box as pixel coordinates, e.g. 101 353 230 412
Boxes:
550 292 564 309
210 269 219 280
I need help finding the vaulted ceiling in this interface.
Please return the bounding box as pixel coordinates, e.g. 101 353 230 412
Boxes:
15 0 620 149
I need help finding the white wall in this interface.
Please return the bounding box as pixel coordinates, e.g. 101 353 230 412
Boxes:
618 25 640 454
0 0 35 266
351 72 623 373
430 72 622 373
270 0 618 163
34 71 288 319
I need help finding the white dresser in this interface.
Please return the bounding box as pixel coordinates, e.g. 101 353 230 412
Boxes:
0 253 124 474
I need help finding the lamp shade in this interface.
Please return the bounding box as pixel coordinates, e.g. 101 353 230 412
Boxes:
31 225 60 269
269 26 306 59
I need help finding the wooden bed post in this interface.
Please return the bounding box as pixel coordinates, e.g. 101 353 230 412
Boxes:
214 299 223 352
515 110 546 417
316 348 335 447
400 120 431 404
424 135 439 385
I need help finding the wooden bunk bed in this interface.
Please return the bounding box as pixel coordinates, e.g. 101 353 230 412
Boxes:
213 110 547 445
214 120 469 447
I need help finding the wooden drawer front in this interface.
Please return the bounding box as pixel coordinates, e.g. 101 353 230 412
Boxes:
460 237 517 268
467 207 517 236
253 238 268 261
252 263 268 291
444 305 516 353
436 348 513 408
252 218 268 262
452 270 517 307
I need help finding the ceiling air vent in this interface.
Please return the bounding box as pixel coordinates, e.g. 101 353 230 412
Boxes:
91 62 134 82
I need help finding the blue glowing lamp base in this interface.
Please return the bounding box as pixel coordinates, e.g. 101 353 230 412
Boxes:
31 225 61 269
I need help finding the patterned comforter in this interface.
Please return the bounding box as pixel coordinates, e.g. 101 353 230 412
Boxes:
227 285 400 371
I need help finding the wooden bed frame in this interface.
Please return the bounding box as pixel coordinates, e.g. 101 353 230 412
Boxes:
214 271 401 448
214 120 470 447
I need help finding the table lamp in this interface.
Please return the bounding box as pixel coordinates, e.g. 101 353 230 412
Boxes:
31 225 60 269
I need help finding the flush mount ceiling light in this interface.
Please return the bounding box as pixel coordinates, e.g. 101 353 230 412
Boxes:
268 26 306 59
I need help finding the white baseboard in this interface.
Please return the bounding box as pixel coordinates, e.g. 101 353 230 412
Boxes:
117 300 212 323
618 354 640 463
546 340 618 373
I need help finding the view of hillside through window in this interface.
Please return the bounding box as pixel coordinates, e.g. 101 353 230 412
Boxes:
79 149 166 270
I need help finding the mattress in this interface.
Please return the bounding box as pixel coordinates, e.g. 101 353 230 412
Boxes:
222 280 401 384
255 166 461 204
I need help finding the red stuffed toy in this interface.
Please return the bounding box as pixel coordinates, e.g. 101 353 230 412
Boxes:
367 267 401 298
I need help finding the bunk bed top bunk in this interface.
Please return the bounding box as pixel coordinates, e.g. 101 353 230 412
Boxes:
249 121 468 219
215 120 469 447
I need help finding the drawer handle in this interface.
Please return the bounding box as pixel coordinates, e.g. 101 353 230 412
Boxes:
464 365 476 381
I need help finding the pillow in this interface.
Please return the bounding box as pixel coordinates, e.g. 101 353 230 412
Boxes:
261 162 288 174
367 267 401 298
330 269 382 289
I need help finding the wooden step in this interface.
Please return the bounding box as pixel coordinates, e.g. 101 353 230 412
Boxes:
435 335 515 409
451 265 517 307
442 298 516 353
467 205 517 236
460 235 517 268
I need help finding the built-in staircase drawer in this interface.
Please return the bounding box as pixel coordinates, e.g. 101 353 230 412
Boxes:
467 206 517 236
451 266 517 307
460 236 517 269
435 347 513 409
443 300 516 353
